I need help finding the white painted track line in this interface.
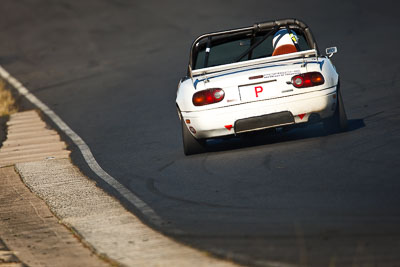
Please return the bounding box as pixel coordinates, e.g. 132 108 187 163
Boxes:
0 65 166 229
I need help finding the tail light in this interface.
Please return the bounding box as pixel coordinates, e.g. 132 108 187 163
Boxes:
291 72 324 88
192 88 225 106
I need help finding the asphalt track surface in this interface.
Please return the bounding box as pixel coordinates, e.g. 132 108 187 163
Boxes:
1 1 400 266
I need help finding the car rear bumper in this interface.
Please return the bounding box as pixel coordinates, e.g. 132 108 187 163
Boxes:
181 87 337 139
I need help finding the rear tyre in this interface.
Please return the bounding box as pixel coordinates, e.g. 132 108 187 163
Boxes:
323 82 348 133
181 120 206 155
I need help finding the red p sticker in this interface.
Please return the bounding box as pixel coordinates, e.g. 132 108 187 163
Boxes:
255 86 263 97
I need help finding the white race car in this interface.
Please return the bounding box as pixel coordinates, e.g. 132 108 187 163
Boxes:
176 19 347 155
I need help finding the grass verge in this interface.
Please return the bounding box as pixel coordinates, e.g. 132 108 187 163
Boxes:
0 79 18 146
0 80 17 116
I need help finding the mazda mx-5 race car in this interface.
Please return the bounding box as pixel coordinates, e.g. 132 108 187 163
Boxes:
176 19 347 155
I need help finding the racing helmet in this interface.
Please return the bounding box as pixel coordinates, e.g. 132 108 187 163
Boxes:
272 28 299 56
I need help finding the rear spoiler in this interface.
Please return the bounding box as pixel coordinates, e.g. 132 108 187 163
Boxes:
191 49 318 77
188 18 319 77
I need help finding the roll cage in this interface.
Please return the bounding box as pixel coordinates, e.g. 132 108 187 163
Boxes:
188 19 319 76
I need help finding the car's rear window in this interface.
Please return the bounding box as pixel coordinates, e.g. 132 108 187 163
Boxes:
193 29 310 70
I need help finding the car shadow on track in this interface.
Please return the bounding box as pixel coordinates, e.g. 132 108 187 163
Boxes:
202 119 365 154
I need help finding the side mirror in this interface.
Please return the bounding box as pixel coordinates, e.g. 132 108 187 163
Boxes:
325 47 338 58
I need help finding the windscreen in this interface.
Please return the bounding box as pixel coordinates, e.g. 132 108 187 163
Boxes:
193 29 310 70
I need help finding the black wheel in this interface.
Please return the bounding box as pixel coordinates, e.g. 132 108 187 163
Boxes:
181 120 206 155
323 82 348 133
